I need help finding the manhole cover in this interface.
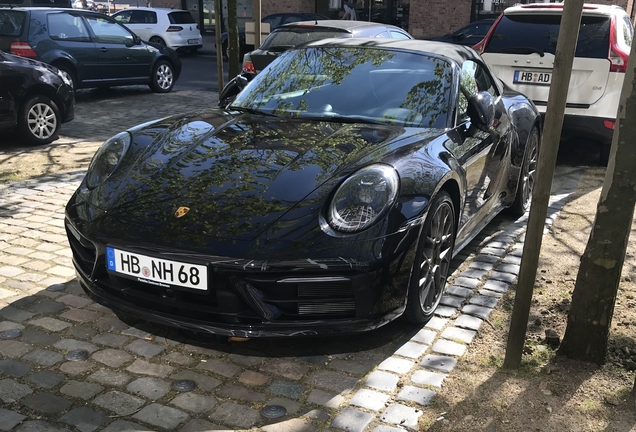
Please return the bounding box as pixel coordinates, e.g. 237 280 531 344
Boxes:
261 405 287 419
172 380 196 392
65 349 89 361
0 329 21 339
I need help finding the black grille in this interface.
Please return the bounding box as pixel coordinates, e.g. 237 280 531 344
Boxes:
65 224 96 277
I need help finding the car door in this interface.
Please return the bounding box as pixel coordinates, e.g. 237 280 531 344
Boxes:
83 14 153 83
448 59 510 243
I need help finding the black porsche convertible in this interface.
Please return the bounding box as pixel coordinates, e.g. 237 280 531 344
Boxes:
65 38 540 337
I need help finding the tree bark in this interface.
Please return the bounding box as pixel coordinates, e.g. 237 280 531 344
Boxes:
558 40 636 365
227 0 240 80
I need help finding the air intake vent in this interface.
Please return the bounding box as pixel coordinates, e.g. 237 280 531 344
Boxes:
298 301 356 315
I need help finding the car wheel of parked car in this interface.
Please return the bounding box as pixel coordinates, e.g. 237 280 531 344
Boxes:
18 96 61 145
149 60 175 93
149 36 166 46
53 63 77 91
405 190 456 324
509 126 539 216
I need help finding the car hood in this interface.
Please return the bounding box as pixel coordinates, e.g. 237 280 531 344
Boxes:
93 109 439 241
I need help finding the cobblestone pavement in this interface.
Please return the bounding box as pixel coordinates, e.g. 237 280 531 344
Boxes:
0 89 586 431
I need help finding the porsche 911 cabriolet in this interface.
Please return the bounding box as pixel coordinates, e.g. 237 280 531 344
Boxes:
65 38 540 337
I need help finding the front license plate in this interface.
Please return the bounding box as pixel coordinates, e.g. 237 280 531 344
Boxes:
513 70 552 85
188 39 198 44
106 246 207 290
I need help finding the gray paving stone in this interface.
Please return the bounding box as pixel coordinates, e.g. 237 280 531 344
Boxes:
439 295 463 308
378 357 414 374
133 403 188 430
93 391 146 416
56 294 92 308
53 339 98 353
461 304 493 320
329 358 373 375
162 352 196 367
127 359 174 377
59 407 108 432
267 380 306 399
170 371 221 392
478 288 504 298
94 317 128 332
21 328 61 346
88 370 132 387
482 279 511 293
13 420 71 432
445 285 473 298
92 349 133 367
170 392 217 413
380 403 422 428
394 341 428 359
26 370 66 389
432 339 466 357
441 327 477 344
0 408 26 431
474 254 500 264
497 263 521 274
306 389 345 409
0 306 34 322
127 377 171 401
28 317 71 332
455 314 483 331
179 419 228 432
209 401 260 429
305 370 359 393
301 408 330 423
266 397 302 415
100 420 153 432
364 371 399 392
0 378 33 402
434 305 457 317
259 358 309 380
490 271 518 283
397 385 436 406
121 327 152 339
452 277 481 289
410 370 447 387
91 333 129 348
58 361 95 376
331 408 374 432
0 359 32 377
468 261 495 271
261 419 317 432
502 255 522 265
420 354 458 373
0 340 32 358
60 380 104 400
21 392 72 414
23 349 64 366
0 321 24 331
196 358 241 378
411 328 437 345
65 324 99 340
459 269 487 280
425 316 448 330
470 295 499 308
125 339 165 358
480 247 508 257
349 388 390 411
28 299 66 314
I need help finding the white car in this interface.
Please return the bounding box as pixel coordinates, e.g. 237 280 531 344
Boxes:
477 3 633 165
112 7 202 54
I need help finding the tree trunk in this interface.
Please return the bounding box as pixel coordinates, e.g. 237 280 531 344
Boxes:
227 0 240 80
558 41 636 365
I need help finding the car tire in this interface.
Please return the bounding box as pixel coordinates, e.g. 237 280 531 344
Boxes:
405 190 456 324
53 63 77 91
149 36 166 46
509 126 539 216
18 95 61 145
149 60 175 93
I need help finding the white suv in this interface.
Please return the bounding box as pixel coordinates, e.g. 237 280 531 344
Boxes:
112 8 202 54
476 3 633 164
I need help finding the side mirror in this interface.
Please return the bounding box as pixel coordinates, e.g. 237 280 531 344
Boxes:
236 74 249 91
467 91 495 131
452 33 466 41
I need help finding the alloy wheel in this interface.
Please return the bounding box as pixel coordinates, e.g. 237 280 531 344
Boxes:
155 64 174 90
27 102 57 140
520 130 539 208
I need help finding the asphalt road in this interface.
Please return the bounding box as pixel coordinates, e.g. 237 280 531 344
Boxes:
173 50 232 93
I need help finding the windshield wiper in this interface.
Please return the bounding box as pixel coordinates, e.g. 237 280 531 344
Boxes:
491 47 546 57
300 114 384 125
228 106 280 118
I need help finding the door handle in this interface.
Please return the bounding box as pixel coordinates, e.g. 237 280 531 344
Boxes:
100 47 107 52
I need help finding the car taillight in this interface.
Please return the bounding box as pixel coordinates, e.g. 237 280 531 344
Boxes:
242 54 255 74
604 119 616 129
473 13 503 55
10 41 37 58
609 15 629 73
166 26 183 32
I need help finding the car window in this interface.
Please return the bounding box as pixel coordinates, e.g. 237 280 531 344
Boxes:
263 14 282 29
0 10 25 36
168 11 195 24
375 31 390 37
485 14 611 58
85 16 134 44
260 28 350 50
112 10 132 24
390 30 411 39
48 12 91 42
132 10 157 24
458 60 497 121
623 15 633 47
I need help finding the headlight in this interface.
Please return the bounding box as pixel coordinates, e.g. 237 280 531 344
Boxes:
327 164 399 233
85 132 131 190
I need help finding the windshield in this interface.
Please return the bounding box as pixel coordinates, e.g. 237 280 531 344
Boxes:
232 46 452 128
260 28 350 50
485 14 611 58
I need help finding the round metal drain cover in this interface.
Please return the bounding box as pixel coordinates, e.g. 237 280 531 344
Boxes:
0 329 21 339
261 405 287 419
172 380 196 392
65 349 89 361
46 283 66 292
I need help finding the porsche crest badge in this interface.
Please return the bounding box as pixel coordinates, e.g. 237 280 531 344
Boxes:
174 206 190 218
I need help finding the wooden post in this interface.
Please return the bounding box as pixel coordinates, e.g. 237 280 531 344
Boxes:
214 0 223 91
253 0 261 49
503 0 584 369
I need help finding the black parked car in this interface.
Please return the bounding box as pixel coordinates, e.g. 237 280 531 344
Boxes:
0 50 74 144
65 39 540 338
430 19 495 46
0 8 182 92
219 20 412 107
